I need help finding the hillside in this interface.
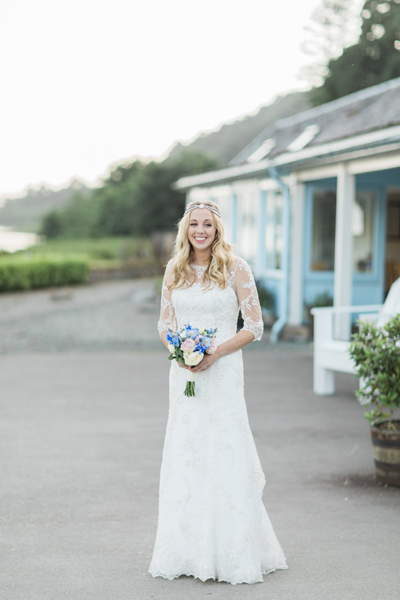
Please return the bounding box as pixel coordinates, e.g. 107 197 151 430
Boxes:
166 90 312 166
0 180 90 232
0 90 312 233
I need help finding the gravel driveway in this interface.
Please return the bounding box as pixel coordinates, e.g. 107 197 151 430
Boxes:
0 279 162 354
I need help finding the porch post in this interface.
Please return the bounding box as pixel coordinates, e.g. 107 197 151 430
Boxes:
334 164 354 339
288 180 305 325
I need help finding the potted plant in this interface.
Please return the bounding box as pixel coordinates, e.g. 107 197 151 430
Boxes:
349 314 400 486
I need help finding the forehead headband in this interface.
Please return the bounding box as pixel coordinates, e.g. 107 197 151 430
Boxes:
184 203 221 218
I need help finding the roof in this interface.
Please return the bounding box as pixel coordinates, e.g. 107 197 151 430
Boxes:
174 77 400 190
231 77 400 165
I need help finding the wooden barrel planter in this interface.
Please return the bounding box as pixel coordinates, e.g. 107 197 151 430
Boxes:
371 419 400 486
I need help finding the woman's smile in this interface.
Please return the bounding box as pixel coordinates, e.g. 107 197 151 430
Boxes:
188 208 216 252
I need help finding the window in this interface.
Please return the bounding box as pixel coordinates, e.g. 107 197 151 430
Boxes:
310 188 376 273
311 190 336 271
265 190 283 270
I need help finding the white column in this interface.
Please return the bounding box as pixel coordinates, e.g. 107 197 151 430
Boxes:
334 164 354 340
288 180 305 325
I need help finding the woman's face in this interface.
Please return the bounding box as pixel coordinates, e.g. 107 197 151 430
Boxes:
187 208 217 252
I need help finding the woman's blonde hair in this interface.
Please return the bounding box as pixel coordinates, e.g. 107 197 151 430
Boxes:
166 199 234 290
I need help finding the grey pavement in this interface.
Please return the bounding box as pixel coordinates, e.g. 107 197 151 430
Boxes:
0 281 399 599
0 279 161 354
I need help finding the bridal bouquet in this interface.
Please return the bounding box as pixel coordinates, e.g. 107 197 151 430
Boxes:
167 323 217 397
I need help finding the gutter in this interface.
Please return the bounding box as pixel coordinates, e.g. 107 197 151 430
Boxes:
268 167 290 344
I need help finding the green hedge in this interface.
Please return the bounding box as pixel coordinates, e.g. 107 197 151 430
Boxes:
0 256 89 292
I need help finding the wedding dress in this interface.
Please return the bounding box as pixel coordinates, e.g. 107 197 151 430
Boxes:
149 256 288 585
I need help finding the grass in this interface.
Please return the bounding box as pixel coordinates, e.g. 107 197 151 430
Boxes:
15 237 155 267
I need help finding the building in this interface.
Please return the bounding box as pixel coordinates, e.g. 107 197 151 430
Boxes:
174 77 400 341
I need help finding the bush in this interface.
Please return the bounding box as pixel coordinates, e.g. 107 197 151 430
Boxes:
0 256 89 292
349 314 400 423
255 280 274 311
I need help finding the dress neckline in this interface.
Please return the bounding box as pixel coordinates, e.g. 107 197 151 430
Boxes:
190 263 207 280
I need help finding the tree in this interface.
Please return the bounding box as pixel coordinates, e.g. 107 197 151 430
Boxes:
94 151 217 237
301 0 362 87
39 151 217 239
40 210 64 238
312 0 400 104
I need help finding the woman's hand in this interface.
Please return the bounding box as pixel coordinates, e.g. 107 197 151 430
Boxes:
177 351 220 374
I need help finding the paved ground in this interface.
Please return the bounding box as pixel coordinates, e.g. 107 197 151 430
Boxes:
0 279 162 354
0 281 399 599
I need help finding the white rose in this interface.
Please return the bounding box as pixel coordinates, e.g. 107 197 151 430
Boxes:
168 344 176 354
184 351 203 366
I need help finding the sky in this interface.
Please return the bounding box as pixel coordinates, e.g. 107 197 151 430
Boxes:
0 0 363 199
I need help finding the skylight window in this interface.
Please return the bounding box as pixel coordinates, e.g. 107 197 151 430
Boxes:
246 138 276 163
287 124 320 152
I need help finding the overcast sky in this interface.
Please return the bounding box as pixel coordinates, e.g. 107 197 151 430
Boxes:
0 0 362 199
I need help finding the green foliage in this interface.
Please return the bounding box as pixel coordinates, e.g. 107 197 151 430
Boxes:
40 210 64 238
39 152 217 240
0 256 89 292
311 292 333 308
255 281 274 311
312 0 400 105
23 237 154 263
349 314 400 422
40 191 99 239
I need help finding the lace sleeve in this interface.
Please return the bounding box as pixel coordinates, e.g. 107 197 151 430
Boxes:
157 259 176 337
234 258 264 342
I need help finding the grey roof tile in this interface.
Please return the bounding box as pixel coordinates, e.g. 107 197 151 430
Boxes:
230 77 400 165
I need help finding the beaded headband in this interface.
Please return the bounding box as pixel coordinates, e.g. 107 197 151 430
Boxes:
184 203 221 218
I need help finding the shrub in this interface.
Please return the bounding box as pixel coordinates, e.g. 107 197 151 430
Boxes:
349 314 400 423
255 280 274 311
0 256 89 292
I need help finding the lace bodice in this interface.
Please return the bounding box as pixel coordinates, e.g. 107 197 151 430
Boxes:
157 256 264 343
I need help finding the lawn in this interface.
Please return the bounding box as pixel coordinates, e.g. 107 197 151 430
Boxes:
17 237 155 267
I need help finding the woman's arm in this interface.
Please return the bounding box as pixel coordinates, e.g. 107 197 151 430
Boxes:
190 258 263 373
160 330 169 350
189 326 255 373
158 260 176 349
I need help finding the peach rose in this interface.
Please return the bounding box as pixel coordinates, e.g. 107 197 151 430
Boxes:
206 339 218 355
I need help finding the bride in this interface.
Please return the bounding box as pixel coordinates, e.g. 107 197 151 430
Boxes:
149 200 288 585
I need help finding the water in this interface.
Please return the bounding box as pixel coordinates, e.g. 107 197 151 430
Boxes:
0 226 41 253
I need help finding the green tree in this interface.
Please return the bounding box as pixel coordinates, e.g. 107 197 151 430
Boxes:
40 210 64 238
39 151 217 239
301 0 361 87
95 151 217 236
312 0 400 105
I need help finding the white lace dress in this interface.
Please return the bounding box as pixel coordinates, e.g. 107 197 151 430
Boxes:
148 256 288 585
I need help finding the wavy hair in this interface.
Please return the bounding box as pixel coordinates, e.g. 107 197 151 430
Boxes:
166 200 235 290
